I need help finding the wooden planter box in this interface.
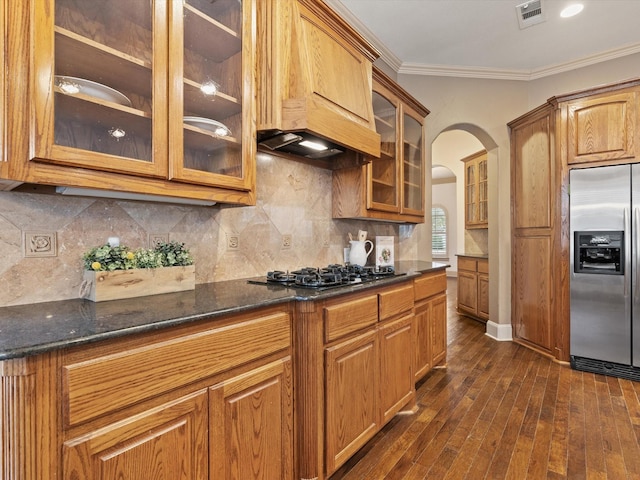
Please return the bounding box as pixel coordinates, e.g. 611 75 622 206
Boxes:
80 265 195 302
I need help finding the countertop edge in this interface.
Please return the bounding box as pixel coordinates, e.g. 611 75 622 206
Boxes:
0 262 448 360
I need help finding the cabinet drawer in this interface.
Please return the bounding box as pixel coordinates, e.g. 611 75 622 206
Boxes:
477 260 489 274
324 295 378 342
62 311 291 427
414 272 447 301
379 284 414 320
458 257 477 272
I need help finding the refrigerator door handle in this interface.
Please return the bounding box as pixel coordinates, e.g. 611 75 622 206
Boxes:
635 207 639 299
626 207 630 298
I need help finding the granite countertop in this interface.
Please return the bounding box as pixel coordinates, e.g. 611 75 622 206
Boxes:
0 261 448 360
456 253 489 259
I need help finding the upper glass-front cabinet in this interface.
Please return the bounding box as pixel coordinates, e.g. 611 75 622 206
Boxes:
369 90 400 212
32 0 254 192
171 0 251 189
402 111 424 215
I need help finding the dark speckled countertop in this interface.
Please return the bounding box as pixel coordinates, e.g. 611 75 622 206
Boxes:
0 261 448 360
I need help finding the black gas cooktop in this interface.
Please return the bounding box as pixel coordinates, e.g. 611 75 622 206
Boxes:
248 264 402 290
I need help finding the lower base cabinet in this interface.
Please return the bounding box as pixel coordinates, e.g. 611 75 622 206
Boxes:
210 359 293 479
1 305 293 480
325 329 379 473
296 274 447 480
414 271 448 380
457 256 489 322
64 391 210 480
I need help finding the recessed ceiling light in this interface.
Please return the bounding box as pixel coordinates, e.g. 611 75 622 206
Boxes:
560 3 584 18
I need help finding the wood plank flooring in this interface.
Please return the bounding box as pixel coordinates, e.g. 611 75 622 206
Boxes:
330 279 640 479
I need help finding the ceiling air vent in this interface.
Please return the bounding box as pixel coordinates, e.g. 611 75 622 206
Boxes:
515 0 546 29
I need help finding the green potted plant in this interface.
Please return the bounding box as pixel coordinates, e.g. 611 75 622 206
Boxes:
80 241 195 302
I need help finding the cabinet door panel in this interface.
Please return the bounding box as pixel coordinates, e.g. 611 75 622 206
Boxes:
513 236 552 353
210 358 293 480
64 391 208 480
457 271 478 315
325 329 378 475
380 316 414 423
35 0 166 177
431 294 447 366
478 274 490 321
170 0 255 191
414 300 432 381
512 115 552 229
567 92 637 165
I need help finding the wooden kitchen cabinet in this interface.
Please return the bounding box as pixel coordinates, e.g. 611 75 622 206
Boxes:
462 150 488 229
210 358 293 479
378 284 415 424
63 391 209 479
457 256 489 322
414 271 448 379
323 283 415 475
2 304 293 480
509 103 559 358
297 281 418 478
332 67 429 223
566 91 638 166
325 328 379 474
3 0 255 205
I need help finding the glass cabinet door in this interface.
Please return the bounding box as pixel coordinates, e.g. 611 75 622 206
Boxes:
170 0 254 191
35 0 166 177
369 91 400 212
402 112 424 215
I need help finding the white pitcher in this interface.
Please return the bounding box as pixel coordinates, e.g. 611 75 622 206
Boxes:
349 240 373 266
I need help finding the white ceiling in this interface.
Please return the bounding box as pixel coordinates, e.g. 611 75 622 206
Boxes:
327 0 640 80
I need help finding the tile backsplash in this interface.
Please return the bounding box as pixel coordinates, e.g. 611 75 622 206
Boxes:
0 153 417 306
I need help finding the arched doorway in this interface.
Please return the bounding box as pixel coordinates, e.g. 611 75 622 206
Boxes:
430 125 510 341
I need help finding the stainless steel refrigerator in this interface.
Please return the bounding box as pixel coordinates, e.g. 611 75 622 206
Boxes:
570 164 640 380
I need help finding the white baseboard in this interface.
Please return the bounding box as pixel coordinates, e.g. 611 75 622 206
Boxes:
485 320 512 341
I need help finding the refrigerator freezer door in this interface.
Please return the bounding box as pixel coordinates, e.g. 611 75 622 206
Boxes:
570 164 631 365
632 164 640 366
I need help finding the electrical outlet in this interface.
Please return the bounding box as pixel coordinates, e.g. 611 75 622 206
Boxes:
227 234 239 250
282 234 292 249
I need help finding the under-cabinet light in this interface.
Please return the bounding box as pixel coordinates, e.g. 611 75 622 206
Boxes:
55 187 217 206
298 140 328 151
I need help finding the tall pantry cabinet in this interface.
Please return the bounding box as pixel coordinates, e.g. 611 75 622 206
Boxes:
509 78 640 363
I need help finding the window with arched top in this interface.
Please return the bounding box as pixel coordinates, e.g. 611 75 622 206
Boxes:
432 206 447 258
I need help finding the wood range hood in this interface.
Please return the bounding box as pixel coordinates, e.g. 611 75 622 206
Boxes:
257 0 381 162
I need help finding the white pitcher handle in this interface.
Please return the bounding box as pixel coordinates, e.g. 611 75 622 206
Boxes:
365 240 374 256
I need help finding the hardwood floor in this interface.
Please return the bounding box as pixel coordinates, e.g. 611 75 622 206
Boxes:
330 279 640 479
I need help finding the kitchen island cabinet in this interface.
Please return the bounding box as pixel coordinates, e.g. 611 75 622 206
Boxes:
2 0 256 205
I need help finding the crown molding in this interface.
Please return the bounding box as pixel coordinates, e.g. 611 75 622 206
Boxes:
325 0 640 81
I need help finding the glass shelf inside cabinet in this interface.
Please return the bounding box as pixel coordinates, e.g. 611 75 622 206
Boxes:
371 92 398 207
403 114 423 212
183 0 243 178
54 0 153 162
